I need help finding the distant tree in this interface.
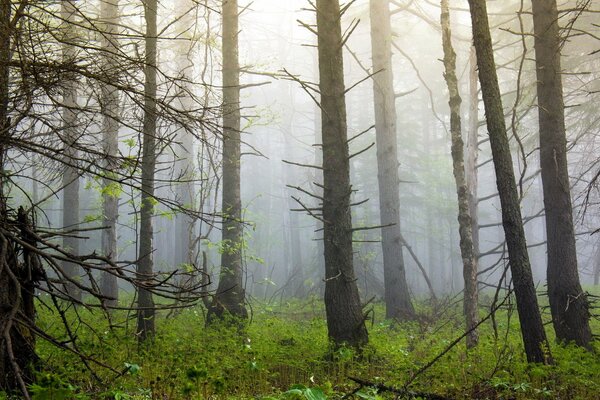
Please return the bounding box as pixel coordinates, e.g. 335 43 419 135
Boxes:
99 0 120 307
207 0 248 322
467 0 552 364
369 0 415 321
440 0 478 348
531 0 592 349
137 0 158 341
173 0 197 270
61 0 82 302
316 0 368 348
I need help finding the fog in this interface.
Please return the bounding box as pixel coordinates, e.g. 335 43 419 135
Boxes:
11 0 600 303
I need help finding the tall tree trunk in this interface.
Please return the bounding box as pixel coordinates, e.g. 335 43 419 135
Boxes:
61 0 81 302
317 0 368 348
207 0 247 322
369 0 414 321
466 46 479 261
137 0 158 341
531 0 592 349
100 0 120 308
467 0 551 364
440 0 478 348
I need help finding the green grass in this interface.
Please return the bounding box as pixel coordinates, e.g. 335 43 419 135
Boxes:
22 289 600 399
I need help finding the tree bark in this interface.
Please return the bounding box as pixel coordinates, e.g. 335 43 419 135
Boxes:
100 0 120 308
466 45 479 264
207 0 248 322
531 0 592 349
369 0 415 321
467 0 551 364
137 0 158 341
61 0 81 302
440 0 478 348
317 0 368 348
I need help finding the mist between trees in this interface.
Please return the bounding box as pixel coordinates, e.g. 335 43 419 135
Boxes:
0 0 599 398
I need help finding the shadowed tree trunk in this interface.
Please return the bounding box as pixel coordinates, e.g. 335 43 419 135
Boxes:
317 0 368 348
369 0 414 321
531 0 592 349
207 0 248 322
440 0 478 348
100 0 120 308
137 0 158 341
467 0 551 364
61 0 81 302
0 2 38 395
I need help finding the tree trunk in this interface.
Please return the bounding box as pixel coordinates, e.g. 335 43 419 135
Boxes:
137 0 158 341
466 46 479 262
173 0 196 270
467 0 552 364
317 0 368 348
0 3 38 396
100 0 120 308
61 0 81 302
531 0 592 349
440 0 478 348
369 0 414 321
207 0 248 322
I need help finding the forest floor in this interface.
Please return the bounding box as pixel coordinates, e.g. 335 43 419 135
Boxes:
25 287 600 399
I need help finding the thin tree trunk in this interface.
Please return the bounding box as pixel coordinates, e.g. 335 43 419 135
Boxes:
100 0 120 308
317 0 368 348
173 0 196 269
137 0 158 341
207 0 247 322
61 0 81 302
466 46 479 261
531 0 592 349
440 0 478 348
467 0 552 364
369 0 414 321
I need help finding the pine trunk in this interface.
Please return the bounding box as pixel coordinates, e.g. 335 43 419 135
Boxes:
137 0 158 341
369 0 414 321
467 0 551 364
207 0 248 322
100 0 120 308
61 0 81 302
531 0 592 349
317 0 368 348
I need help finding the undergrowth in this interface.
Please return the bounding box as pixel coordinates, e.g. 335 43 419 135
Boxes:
7 288 600 399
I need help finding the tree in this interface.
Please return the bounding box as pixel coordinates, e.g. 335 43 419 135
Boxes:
317 0 368 348
369 0 415 321
531 0 592 349
99 0 120 307
173 0 197 270
61 0 82 302
440 0 478 348
137 0 158 341
466 0 552 364
207 0 248 322
466 45 479 276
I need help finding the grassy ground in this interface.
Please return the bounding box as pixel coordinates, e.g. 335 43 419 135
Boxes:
19 288 600 399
